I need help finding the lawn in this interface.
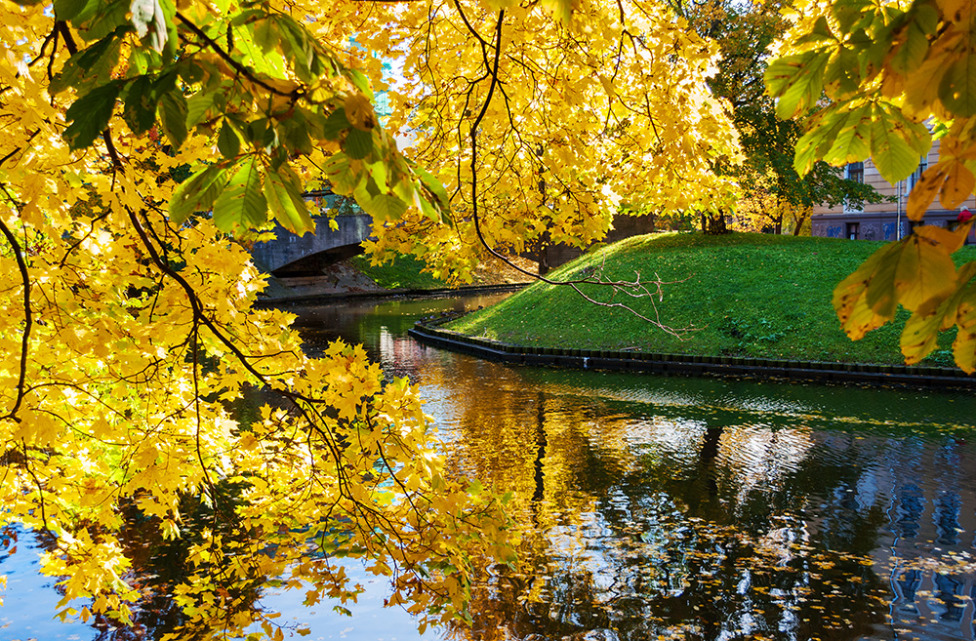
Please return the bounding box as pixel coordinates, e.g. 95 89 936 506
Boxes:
445 232 976 366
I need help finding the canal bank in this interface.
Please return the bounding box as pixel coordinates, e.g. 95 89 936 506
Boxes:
409 316 976 390
257 280 976 390
256 281 529 307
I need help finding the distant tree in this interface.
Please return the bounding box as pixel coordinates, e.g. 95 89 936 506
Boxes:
664 0 884 234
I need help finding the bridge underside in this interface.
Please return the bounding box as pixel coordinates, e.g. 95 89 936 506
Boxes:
268 243 364 277
251 214 373 277
252 211 656 278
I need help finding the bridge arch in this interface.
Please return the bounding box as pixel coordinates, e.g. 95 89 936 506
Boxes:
251 213 374 276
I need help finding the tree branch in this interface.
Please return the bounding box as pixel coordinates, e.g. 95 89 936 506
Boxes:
175 11 301 100
0 193 33 423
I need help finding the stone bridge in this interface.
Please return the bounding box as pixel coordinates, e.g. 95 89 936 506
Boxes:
251 196 656 278
251 213 373 276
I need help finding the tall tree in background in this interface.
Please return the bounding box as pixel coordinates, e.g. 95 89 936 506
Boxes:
666 0 882 234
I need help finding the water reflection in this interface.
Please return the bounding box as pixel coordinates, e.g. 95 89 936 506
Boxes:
3 292 976 641
374 299 976 641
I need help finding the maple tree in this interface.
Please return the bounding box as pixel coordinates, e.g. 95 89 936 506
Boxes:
767 0 976 372
0 0 745 637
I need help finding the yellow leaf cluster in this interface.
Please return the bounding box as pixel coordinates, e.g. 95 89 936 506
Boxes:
313 0 741 280
833 224 976 369
0 2 517 638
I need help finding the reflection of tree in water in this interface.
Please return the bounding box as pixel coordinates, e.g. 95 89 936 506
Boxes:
9 483 274 641
435 368 957 640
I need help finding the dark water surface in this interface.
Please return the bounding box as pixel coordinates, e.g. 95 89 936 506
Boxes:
3 293 976 641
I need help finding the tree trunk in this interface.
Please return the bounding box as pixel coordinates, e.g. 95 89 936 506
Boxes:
793 211 808 236
702 211 730 235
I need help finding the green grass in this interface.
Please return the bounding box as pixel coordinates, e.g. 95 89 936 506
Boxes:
349 254 449 290
446 232 976 366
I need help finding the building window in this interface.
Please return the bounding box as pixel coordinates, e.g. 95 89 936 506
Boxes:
907 156 927 192
844 162 864 214
847 222 860 240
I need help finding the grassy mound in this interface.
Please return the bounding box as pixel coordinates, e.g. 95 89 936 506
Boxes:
445 232 976 366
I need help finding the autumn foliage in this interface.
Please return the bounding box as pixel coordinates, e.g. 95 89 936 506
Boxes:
2 0 976 638
768 0 976 371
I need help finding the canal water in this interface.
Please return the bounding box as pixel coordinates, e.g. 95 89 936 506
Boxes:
3 292 976 641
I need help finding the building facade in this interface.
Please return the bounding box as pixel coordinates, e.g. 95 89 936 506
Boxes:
811 140 976 243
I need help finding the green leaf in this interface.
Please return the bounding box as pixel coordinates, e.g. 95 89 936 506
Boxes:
80 0 128 42
869 106 931 183
360 193 408 222
792 103 864 175
122 75 157 135
345 128 373 160
50 29 124 94
793 129 828 178
831 0 873 34
55 0 92 22
346 69 374 100
324 153 363 195
939 54 976 118
252 14 280 53
794 16 835 46
264 168 313 234
281 112 313 156
414 166 450 209
245 118 277 151
893 231 958 312
159 90 188 147
833 241 901 339
365 160 389 193
185 90 216 128
168 164 229 224
233 22 286 76
765 51 830 119
274 15 318 82
901 295 945 364
951 282 976 373
217 121 242 159
159 0 178 61
151 69 178 99
823 46 861 99
890 7 935 74
322 108 350 141
63 81 121 150
213 157 268 232
823 104 872 165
